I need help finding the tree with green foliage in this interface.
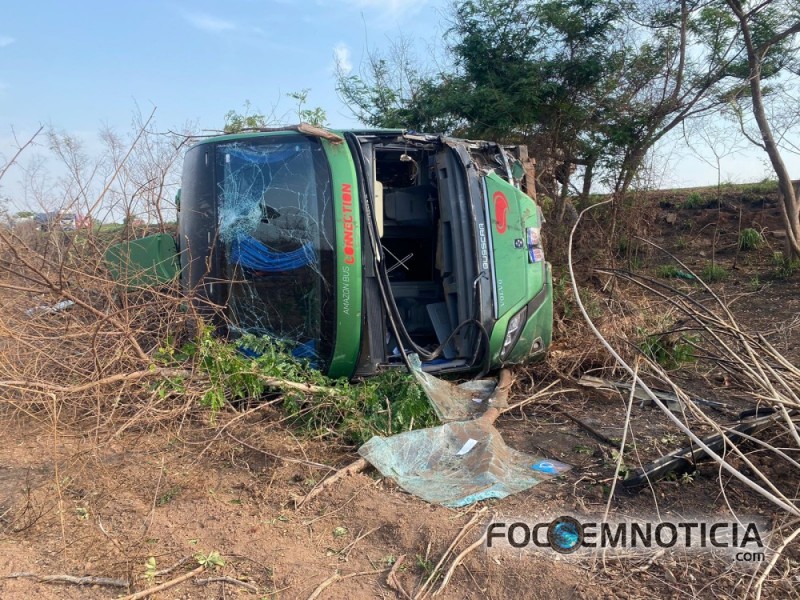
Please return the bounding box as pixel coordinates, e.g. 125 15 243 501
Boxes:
339 0 630 217
337 0 798 220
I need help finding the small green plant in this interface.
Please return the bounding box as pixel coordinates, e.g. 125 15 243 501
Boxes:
195 551 225 569
656 264 681 278
415 554 434 575
738 228 764 251
747 276 761 291
628 253 644 271
552 271 574 319
772 252 799 279
682 192 703 209
144 557 158 583
666 471 695 484
700 263 728 282
640 333 698 370
224 100 269 134
608 449 630 479
382 555 398 567
157 486 181 506
287 88 327 127
579 289 603 320
538 195 555 215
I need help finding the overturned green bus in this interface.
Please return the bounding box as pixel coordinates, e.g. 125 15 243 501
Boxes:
137 127 553 378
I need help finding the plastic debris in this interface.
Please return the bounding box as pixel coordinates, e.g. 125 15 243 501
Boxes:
359 415 570 508
25 300 75 317
359 360 570 507
407 354 508 422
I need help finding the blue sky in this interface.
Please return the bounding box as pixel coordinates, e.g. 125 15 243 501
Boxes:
1 0 797 205
1 0 446 134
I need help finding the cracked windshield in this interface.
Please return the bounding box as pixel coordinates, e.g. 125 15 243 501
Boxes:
216 136 335 366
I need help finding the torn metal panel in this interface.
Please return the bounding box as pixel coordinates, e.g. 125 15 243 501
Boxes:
622 408 779 489
359 417 570 508
407 354 509 421
104 233 179 289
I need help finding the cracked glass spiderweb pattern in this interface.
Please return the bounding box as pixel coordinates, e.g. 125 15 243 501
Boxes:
216 137 335 362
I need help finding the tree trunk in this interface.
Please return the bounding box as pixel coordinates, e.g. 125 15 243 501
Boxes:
728 0 800 258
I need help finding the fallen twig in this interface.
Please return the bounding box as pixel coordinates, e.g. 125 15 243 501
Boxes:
226 431 334 470
432 531 486 597
339 525 381 561
306 568 387 600
498 380 569 415
195 576 258 593
302 480 379 526
260 376 338 395
752 524 800 600
117 564 204 600
415 507 487 599
150 555 193 578
295 457 368 508
386 555 412 600
4 572 128 588
0 368 189 395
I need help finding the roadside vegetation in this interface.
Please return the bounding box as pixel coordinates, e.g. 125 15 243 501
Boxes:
2 0 800 598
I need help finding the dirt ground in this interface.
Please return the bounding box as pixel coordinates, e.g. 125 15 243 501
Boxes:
1 188 799 599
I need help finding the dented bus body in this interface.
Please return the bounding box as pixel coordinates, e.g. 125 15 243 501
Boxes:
177 128 552 379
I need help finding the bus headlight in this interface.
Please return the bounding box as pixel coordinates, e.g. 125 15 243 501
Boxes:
500 307 527 360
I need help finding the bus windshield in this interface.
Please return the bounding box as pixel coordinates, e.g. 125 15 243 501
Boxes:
215 135 335 367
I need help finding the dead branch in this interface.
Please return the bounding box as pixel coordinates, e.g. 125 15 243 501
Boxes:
568 200 800 516
118 564 205 600
386 555 412 600
499 380 566 414
259 376 339 395
0 368 189 395
431 531 486 597
194 576 258 592
752 524 800 600
226 431 334 470
339 525 381 561
4 572 128 588
415 507 487 599
306 568 387 600
149 555 193 577
294 457 368 508
0 126 44 181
